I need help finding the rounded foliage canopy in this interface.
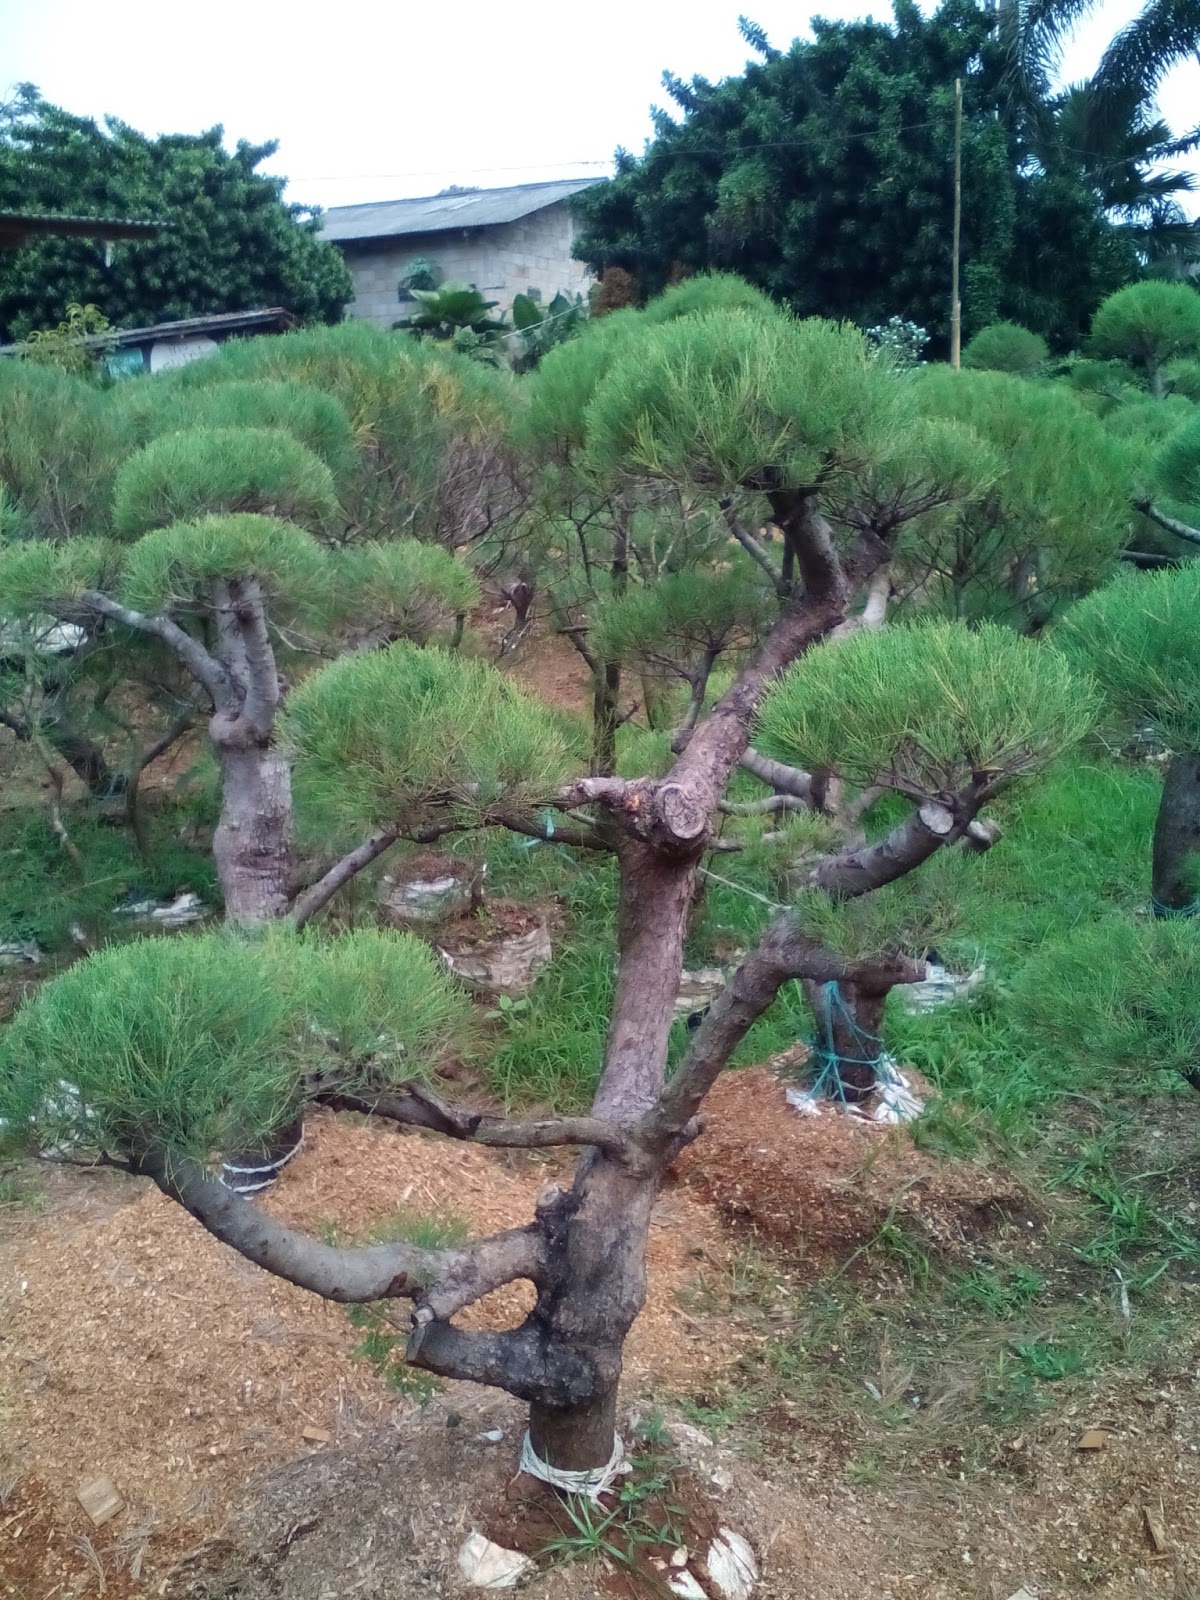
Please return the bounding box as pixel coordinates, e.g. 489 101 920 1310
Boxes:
962 321 1049 375
583 310 898 490
638 272 781 326
327 541 481 643
1057 562 1200 749
1155 415 1200 523
0 928 470 1161
283 642 574 845
912 367 1131 617
119 514 328 614
173 322 512 544
756 620 1096 796
112 427 339 538
1090 282 1200 378
123 379 357 480
0 537 118 616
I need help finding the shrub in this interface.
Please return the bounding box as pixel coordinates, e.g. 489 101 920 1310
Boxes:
756 619 1096 794
962 321 1048 375
112 427 339 538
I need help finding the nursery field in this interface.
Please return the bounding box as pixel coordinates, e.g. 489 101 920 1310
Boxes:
2 276 1200 1598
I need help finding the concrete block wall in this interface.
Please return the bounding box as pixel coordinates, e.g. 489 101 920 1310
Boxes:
339 201 594 328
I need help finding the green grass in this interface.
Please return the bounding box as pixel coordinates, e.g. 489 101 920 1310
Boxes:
0 797 217 953
339 1208 472 1400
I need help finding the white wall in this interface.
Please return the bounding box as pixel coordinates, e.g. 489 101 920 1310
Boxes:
339 200 594 327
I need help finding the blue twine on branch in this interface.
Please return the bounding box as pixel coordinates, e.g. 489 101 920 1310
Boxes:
805 979 883 1102
1151 897 1200 920
517 810 557 851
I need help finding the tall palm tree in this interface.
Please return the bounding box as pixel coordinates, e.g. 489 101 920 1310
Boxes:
1053 78 1199 260
994 0 1200 260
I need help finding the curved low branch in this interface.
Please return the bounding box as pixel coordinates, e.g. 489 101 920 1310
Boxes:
807 800 962 900
316 1083 632 1159
291 825 403 929
79 591 230 705
407 1317 605 1408
1135 499 1200 547
134 1147 543 1319
646 918 925 1139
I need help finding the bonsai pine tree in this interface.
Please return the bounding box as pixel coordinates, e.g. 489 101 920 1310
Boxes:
1060 560 1200 916
0 424 477 921
1 290 1096 1487
907 366 1132 627
1089 280 1200 400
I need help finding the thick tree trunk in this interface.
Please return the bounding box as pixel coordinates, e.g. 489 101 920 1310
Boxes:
212 740 294 924
1152 752 1200 915
804 978 889 1100
526 1152 658 1470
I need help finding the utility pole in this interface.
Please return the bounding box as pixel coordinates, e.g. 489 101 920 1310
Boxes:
951 76 963 369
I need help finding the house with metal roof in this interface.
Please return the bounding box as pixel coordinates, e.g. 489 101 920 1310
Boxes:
319 178 604 328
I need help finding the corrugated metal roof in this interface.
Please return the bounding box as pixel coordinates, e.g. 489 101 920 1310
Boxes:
0 308 295 357
320 178 604 244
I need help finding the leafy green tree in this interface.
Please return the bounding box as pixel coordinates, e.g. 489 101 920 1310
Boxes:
998 0 1200 263
0 91 351 341
571 3 1136 350
1060 562 1200 914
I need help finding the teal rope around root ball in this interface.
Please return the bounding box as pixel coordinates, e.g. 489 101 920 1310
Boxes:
1152 897 1200 919
805 979 884 1102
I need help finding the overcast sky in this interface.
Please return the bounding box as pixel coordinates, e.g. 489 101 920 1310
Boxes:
3 0 1197 211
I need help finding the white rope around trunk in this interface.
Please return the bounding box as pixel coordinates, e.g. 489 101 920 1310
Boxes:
519 1429 628 1500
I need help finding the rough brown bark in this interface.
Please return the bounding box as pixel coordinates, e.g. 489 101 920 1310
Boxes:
212 741 294 924
1152 753 1200 914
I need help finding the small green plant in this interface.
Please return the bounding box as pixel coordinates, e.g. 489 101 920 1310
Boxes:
0 1170 44 1209
22 303 113 377
951 1263 1046 1317
345 1303 444 1401
538 1496 630 1567
1011 1339 1088 1382
844 1449 884 1485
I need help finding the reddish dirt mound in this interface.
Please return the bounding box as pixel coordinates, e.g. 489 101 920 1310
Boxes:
676 1066 1036 1268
